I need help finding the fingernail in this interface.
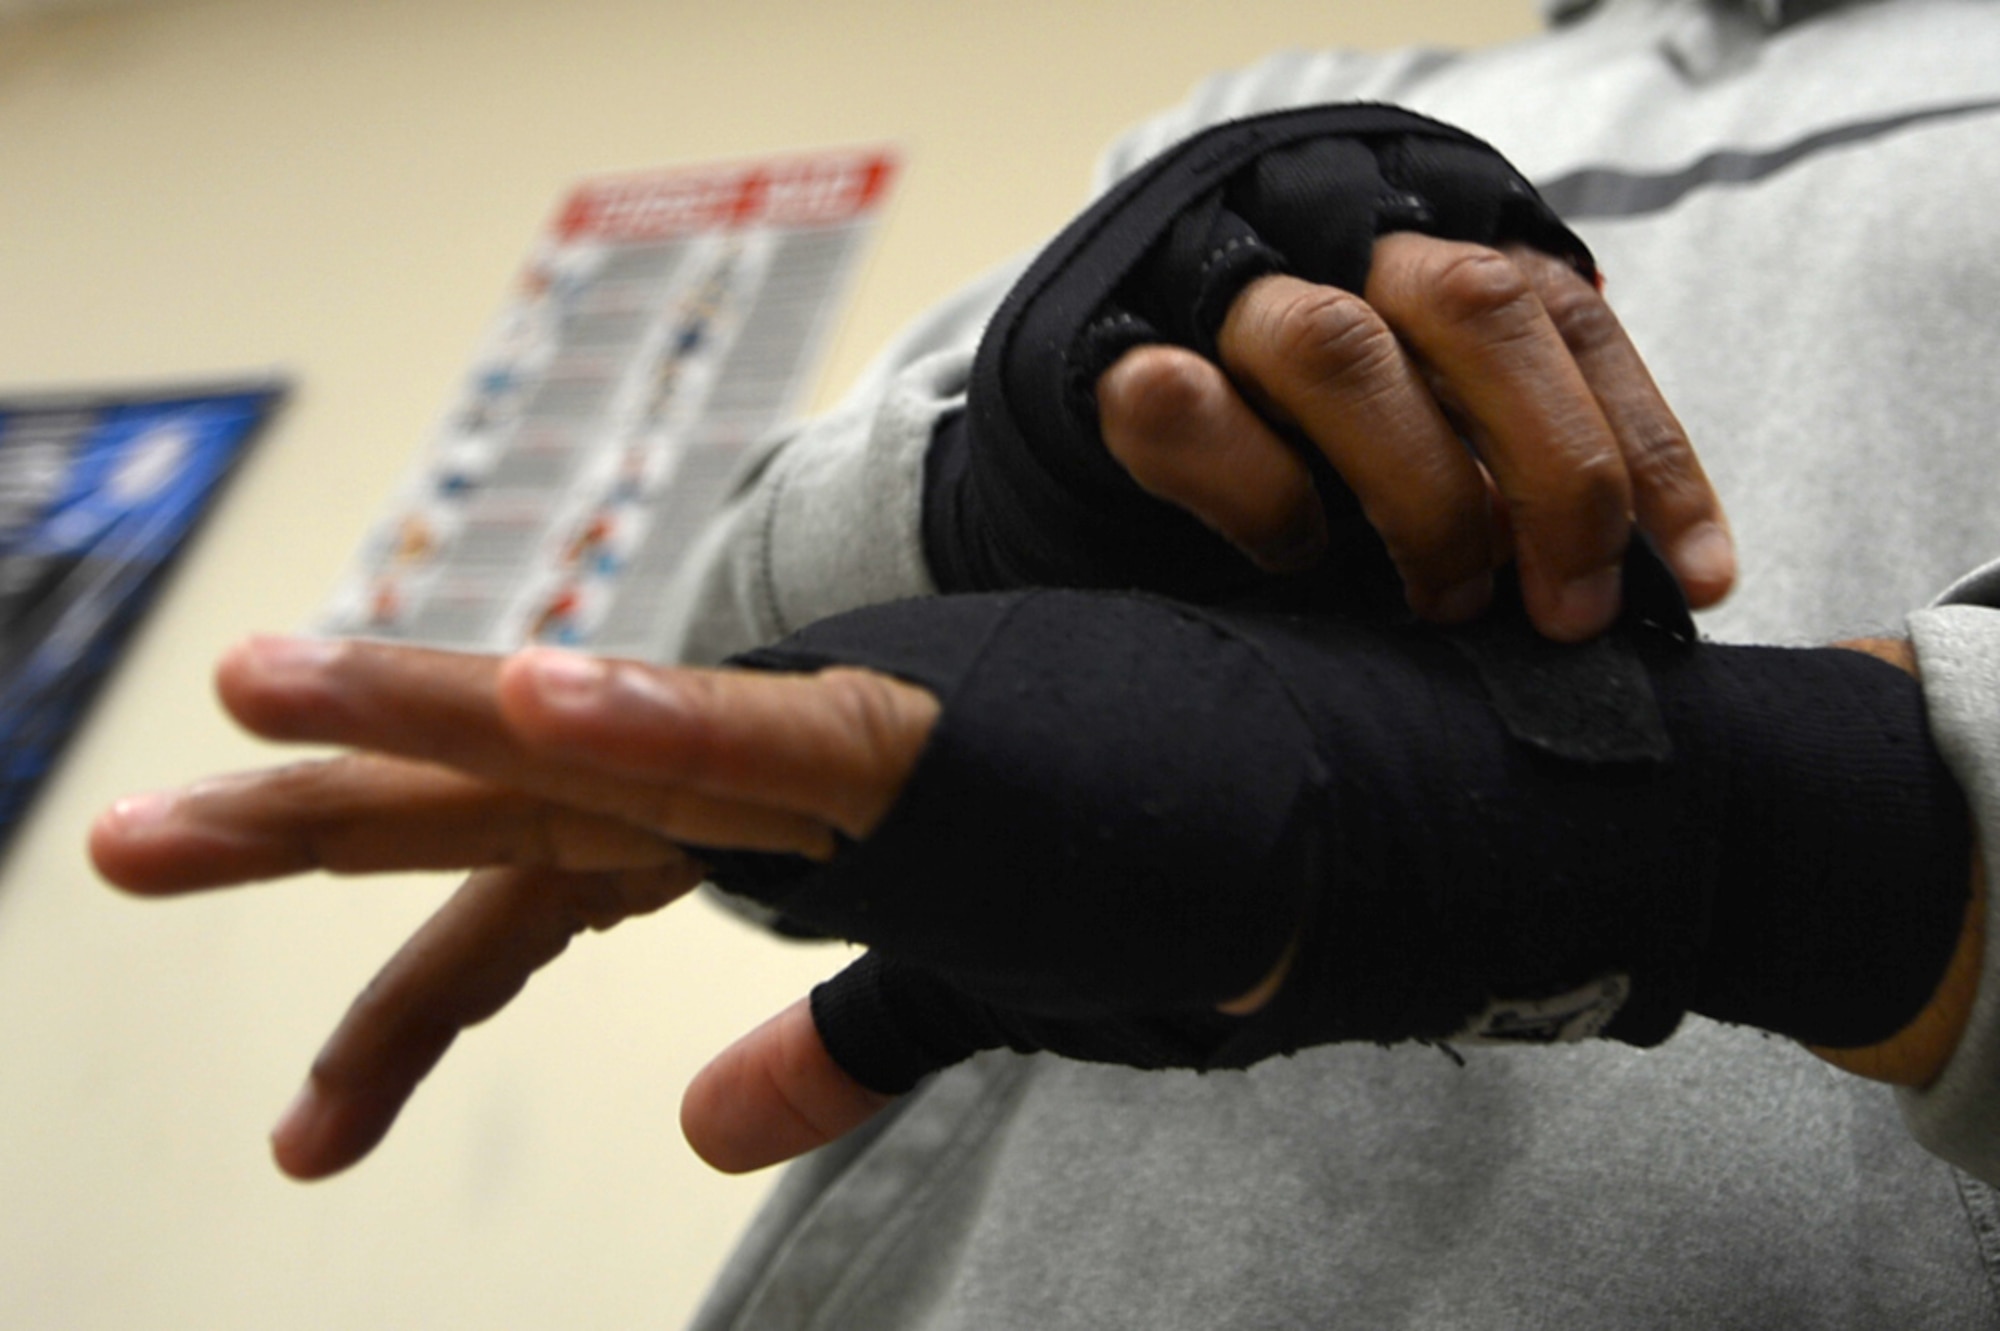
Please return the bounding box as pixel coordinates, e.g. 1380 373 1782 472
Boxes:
1670 522 1736 598
245 634 344 681
1430 572 1493 623
1553 565 1621 639
521 647 609 708
106 790 175 831
271 1083 324 1156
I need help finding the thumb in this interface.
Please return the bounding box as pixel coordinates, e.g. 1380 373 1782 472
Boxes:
681 997 895 1174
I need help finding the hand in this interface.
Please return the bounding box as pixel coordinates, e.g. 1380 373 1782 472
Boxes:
90 622 1978 1184
90 635 939 1178
1099 236 1733 641
942 104 1734 640
700 595 1979 1149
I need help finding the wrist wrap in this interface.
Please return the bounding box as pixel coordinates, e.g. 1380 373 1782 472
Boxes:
703 591 1970 1096
925 104 1595 603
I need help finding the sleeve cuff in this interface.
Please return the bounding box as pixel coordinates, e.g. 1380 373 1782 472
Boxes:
1898 589 2000 1184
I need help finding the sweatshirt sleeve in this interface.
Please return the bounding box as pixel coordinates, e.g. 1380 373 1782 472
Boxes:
651 270 1005 666
1898 564 2000 1185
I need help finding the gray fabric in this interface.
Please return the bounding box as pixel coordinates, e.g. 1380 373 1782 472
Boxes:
1537 97 2000 219
653 279 1001 665
674 0 2000 1324
701 1037 1996 1329
1906 601 2000 1183
1543 0 1874 28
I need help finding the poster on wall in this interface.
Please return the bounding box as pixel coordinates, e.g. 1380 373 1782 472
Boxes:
320 145 899 657
0 379 286 857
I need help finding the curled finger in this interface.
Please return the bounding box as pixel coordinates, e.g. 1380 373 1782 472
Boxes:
1366 234 1633 640
1217 273 1500 623
1096 344 1327 572
1503 243 1734 609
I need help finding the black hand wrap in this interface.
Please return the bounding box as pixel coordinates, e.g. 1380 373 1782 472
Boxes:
925 104 1596 604
703 591 1970 1096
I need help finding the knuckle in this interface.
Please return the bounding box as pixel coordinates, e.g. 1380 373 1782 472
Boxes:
239 760 354 868
652 668 724 783
1535 276 1621 357
816 667 928 771
1382 494 1483 561
258 757 345 800
1426 247 1539 333
1568 447 1634 512
1369 476 1490 575
1104 345 1205 410
1102 348 1220 443
1516 448 1633 544
1499 241 1587 291
1620 416 1699 488
1264 286 1401 384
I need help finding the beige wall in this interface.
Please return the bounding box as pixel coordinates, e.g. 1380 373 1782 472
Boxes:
0 1 1537 1325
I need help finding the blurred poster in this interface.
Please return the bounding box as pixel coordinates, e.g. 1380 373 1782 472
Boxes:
0 379 284 854
322 145 899 655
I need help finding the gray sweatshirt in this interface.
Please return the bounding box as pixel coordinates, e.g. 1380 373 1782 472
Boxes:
670 1 2000 1324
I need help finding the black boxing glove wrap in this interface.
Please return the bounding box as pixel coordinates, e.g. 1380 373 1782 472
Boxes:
810 951 1243 1096
710 592 1318 1018
924 104 1596 603
702 590 1970 1096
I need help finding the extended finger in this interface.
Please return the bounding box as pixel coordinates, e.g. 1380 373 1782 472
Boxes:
1096 344 1328 572
214 636 844 857
680 997 895 1174
91 753 687 895
1500 243 1734 609
495 649 940 841
1217 273 1501 624
1365 234 1633 640
271 863 695 1180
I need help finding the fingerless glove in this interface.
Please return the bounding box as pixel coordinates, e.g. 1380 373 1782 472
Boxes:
925 104 1596 607
704 590 1970 1093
